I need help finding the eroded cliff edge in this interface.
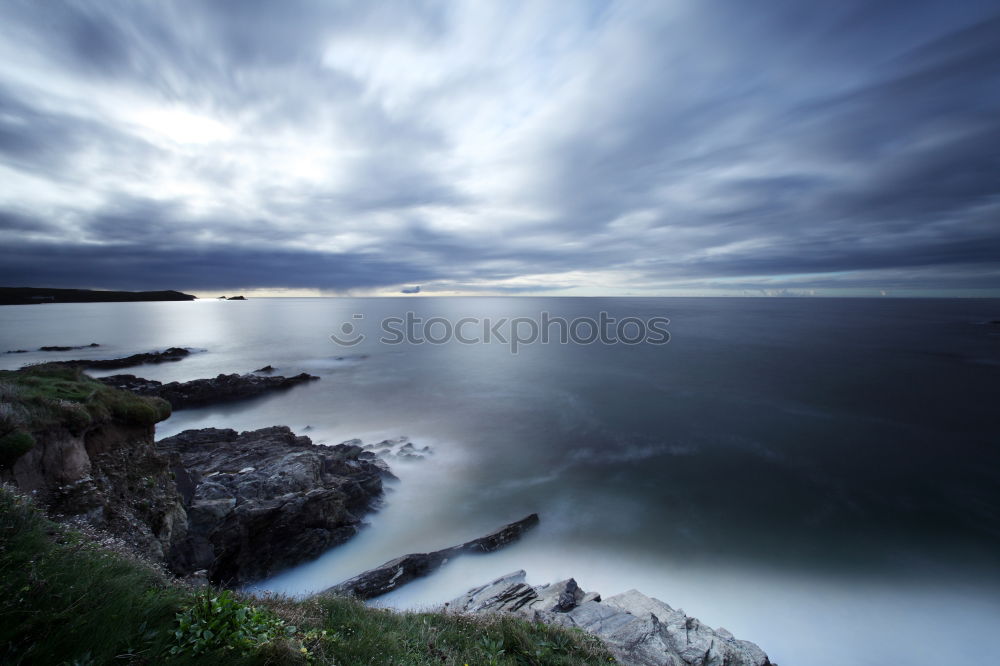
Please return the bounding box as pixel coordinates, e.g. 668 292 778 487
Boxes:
0 364 386 585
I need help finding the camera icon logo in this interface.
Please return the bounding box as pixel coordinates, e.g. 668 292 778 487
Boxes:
330 314 366 346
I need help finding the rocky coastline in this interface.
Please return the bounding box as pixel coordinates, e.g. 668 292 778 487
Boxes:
159 426 386 584
99 371 319 409
0 355 774 665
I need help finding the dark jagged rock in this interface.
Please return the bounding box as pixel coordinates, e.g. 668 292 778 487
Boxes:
320 514 540 600
158 426 385 584
45 347 191 370
446 571 773 666
4 349 28 354
38 343 100 352
253 365 276 373
98 372 318 409
226 295 247 300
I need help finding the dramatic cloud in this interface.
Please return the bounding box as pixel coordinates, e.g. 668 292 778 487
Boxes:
0 0 997 295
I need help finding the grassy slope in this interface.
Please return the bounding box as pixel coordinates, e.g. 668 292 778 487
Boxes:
0 487 614 665
0 363 172 430
0 364 172 468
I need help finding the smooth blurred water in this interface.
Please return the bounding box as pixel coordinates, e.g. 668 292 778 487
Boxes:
2 297 999 666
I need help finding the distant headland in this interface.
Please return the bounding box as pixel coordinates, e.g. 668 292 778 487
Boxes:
0 287 196 305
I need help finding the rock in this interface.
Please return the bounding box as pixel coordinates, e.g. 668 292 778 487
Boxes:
444 574 773 666
253 365 276 373
38 343 100 351
320 514 540 600
182 569 211 587
4 349 28 354
226 295 247 300
158 426 387 585
46 347 191 370
98 372 319 409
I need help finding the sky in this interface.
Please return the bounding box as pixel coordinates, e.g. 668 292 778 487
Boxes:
0 0 998 297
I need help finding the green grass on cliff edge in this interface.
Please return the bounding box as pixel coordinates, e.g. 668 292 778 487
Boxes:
0 486 615 665
0 364 172 468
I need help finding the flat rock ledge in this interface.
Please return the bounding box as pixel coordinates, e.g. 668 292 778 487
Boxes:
100 372 318 409
319 514 540 600
158 426 385 585
444 571 774 666
45 347 191 369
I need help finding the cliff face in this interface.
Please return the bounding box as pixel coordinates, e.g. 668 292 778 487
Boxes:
10 421 189 561
0 365 184 561
0 365 386 585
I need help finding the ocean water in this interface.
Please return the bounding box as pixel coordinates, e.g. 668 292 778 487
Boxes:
2 297 998 666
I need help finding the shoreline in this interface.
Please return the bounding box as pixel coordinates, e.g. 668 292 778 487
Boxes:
0 351 775 664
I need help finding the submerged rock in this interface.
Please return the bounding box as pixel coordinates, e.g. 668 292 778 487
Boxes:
446 571 773 666
362 436 433 460
158 426 386 584
320 514 540 600
38 343 100 352
98 372 318 409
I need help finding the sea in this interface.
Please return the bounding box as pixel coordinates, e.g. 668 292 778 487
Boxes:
2 297 998 666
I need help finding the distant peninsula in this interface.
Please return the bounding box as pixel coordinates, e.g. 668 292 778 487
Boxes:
0 287 196 305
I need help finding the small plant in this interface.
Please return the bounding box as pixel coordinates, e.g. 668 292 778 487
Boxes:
480 635 506 665
170 588 296 656
0 429 35 468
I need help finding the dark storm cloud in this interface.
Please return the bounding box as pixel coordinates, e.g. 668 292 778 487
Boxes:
0 209 55 233
0 238 436 292
0 0 997 294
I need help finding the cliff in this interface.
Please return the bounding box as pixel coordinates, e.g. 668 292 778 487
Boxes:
0 365 385 584
0 364 182 560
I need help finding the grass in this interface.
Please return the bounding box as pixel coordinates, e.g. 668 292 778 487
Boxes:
0 487 202 665
0 364 171 468
0 486 614 665
299 595 613 665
